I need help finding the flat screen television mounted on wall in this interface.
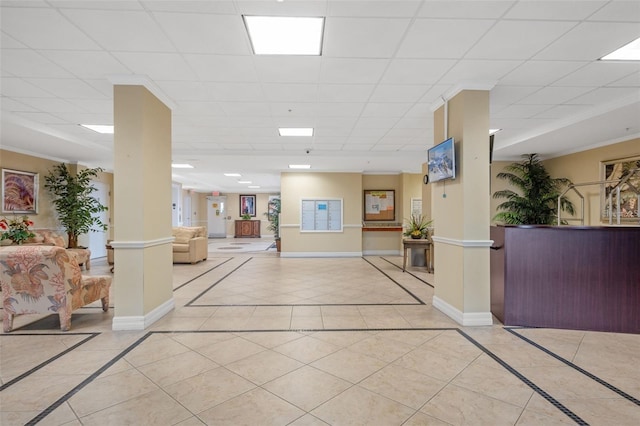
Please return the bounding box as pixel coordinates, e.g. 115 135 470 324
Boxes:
427 137 456 183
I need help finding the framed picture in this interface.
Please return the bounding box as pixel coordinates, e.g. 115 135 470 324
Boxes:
2 168 39 214
601 156 640 222
239 194 256 217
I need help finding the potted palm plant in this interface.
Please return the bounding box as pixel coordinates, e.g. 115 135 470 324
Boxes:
493 153 575 224
264 197 281 251
44 163 108 248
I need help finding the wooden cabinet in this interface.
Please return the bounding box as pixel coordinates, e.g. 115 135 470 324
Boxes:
234 220 260 238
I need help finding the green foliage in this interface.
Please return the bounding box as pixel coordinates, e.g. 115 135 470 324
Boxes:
264 197 281 239
493 154 575 225
403 214 433 238
241 213 252 220
44 163 108 248
0 215 35 245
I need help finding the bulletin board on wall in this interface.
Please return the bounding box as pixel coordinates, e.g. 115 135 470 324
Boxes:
364 190 395 221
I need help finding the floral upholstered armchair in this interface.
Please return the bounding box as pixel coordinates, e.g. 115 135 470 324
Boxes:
0 245 111 332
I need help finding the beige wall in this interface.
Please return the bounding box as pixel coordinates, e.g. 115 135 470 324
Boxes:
0 149 114 237
280 172 362 255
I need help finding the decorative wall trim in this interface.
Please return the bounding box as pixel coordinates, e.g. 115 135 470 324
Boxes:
109 237 174 249
281 223 362 228
280 251 363 258
112 298 175 331
108 74 177 110
433 296 493 326
431 236 493 247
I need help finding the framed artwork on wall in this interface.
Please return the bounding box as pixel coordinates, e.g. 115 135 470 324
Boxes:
601 156 640 222
239 194 256 217
2 168 39 214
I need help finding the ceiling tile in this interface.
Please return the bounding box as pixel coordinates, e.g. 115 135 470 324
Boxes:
394 117 431 129
569 88 639 105
185 54 258 82
317 84 375 102
1 7 101 50
499 61 587 86
534 22 640 61
586 0 640 22
154 12 250 55
396 19 494 58
350 127 388 138
315 117 358 129
504 1 606 20
41 50 132 79
607 71 640 87
113 52 197 81
28 78 107 99
262 84 318 102
254 56 321 83
221 102 271 117
534 104 591 119
518 86 597 105
323 17 411 58
438 60 522 85
235 0 327 16
270 103 317 117
552 62 640 87
61 9 175 52
51 1 144 10
466 20 577 60
141 1 236 14
1 49 73 78
1 97 38 112
361 103 412 117
354 117 399 129
158 81 212 101
320 58 388 83
1 32 27 49
206 82 265 102
1 77 57 98
381 59 456 84
175 101 225 116
315 103 364 117
492 104 551 119
370 85 429 102
328 0 421 17
490 86 541 106
17 97 86 113
417 1 514 18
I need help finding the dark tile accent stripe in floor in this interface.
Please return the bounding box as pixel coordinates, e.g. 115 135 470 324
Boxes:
506 327 640 406
457 329 588 425
185 257 254 306
25 332 154 426
361 257 426 304
379 256 434 288
173 257 234 291
25 327 608 425
0 333 99 391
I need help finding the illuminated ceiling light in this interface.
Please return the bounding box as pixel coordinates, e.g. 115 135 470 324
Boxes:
601 36 640 61
279 127 314 136
244 16 324 55
224 173 241 177
171 163 194 169
248 185 260 189
289 164 311 169
238 180 252 184
80 124 114 134
489 129 502 135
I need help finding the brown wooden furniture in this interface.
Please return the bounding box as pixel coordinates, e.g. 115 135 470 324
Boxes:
234 220 260 238
490 225 640 334
402 238 433 273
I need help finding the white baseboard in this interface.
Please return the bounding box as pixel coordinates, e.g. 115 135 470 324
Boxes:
280 251 363 258
112 298 175 331
432 296 493 326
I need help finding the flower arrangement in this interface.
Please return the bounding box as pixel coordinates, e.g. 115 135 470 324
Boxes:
403 214 433 239
0 215 35 245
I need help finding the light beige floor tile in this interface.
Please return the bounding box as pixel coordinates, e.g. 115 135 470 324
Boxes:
292 306 322 317
291 316 325 329
174 416 207 425
348 334 416 362
123 333 192 367
137 349 219 387
168 331 238 349
403 411 453 426
237 330 304 348
394 346 474 382
196 336 266 365
321 315 368 329
79 389 192 425
517 365 620 400
311 348 388 383
311 385 416 425
309 330 373 347
272 335 341 363
520 393 582 425
263 365 352 411
420 384 524 425
559 397 640 425
225 349 304 385
242 315 292 330
163 366 256 414
197 387 305 425
360 364 447 410
288 414 331 425
1 373 88 411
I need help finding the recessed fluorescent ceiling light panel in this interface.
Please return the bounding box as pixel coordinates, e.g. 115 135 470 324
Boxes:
248 185 260 189
238 180 252 184
489 129 502 135
80 124 114 134
289 164 311 169
279 128 314 136
601 36 640 60
172 163 194 169
224 173 241 177
244 16 324 55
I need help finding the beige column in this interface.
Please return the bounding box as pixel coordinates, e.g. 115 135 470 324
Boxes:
111 85 174 330
431 89 493 326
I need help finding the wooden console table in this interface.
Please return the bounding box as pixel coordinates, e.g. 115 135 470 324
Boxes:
402 239 433 273
234 220 260 238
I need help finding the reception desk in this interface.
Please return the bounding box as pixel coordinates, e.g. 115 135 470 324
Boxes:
490 225 640 334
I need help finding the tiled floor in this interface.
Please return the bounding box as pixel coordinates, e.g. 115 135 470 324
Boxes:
1 239 639 425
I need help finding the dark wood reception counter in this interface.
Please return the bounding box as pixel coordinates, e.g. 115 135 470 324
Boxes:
490 225 640 334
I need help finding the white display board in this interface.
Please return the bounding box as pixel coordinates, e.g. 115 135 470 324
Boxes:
301 199 343 232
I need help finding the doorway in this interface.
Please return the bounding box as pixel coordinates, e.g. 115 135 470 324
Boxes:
88 182 109 259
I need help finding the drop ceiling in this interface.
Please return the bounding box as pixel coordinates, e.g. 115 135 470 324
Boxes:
1 0 639 193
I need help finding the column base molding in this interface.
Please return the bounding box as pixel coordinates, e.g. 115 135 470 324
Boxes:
432 296 493 326
112 298 175 331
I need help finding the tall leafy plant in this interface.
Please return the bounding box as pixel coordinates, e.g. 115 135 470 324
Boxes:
264 197 281 239
44 163 108 248
493 153 575 225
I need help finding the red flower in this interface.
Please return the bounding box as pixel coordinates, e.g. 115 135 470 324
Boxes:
26 220 34 227
0 222 7 230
